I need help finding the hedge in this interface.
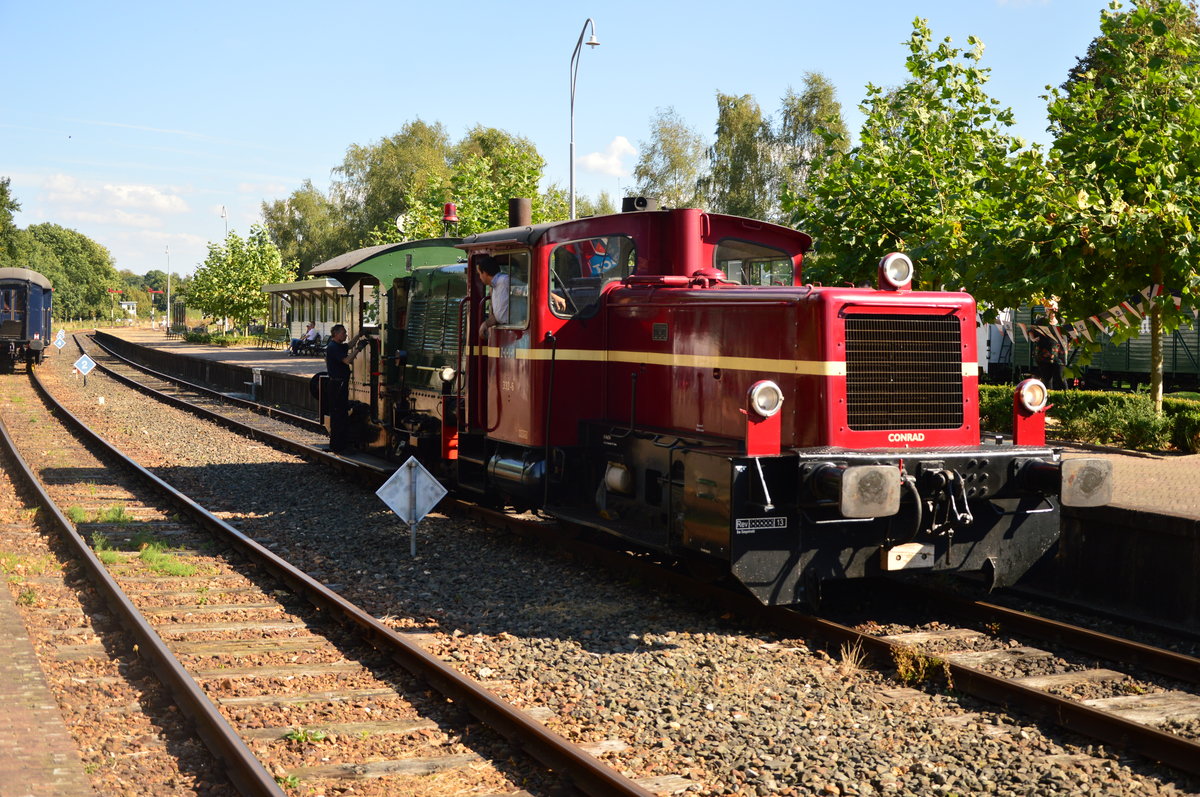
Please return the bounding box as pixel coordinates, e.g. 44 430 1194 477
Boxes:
978 384 1200 453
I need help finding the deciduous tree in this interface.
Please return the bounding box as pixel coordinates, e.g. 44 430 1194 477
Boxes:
701 94 775 220
188 226 294 331
634 107 706 208
1032 0 1200 410
785 19 1030 294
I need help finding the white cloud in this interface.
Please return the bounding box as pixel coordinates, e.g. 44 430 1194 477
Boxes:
42 174 190 216
58 208 164 229
578 136 636 178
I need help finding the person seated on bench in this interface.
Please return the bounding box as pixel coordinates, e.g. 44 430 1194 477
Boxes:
291 322 319 355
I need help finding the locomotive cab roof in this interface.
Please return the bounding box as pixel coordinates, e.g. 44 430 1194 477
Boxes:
459 208 812 254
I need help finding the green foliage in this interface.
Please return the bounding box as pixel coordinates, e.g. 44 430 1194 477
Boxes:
137 541 197 577
786 19 1030 293
1170 405 1200 452
7 222 120 320
980 384 1198 450
634 107 707 208
333 119 453 246
284 727 328 744
381 140 561 242
701 93 775 220
1030 1 1200 404
188 226 294 331
775 73 850 205
261 180 345 277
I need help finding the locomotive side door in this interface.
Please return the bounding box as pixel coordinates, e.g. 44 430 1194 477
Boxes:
468 252 531 437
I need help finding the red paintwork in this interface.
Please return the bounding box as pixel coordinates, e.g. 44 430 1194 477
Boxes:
460 208 980 454
1012 379 1049 446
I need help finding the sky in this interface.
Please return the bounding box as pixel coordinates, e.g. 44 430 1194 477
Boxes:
2 0 1119 278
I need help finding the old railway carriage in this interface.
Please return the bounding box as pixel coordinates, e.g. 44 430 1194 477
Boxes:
0 267 53 371
343 202 1112 605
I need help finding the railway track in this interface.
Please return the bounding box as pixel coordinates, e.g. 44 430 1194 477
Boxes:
56 331 1200 790
0 359 660 795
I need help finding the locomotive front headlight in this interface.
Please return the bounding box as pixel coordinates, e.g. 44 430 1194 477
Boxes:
748 380 784 418
878 252 914 291
439 366 457 383
1018 379 1049 413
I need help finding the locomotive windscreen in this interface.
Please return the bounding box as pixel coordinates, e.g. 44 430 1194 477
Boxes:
844 312 964 431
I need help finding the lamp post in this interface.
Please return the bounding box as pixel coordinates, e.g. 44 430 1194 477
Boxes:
220 205 228 237
165 245 171 330
569 18 600 220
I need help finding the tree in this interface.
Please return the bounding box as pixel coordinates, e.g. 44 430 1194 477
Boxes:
379 138 565 242
188 226 294 331
1033 0 1200 411
775 74 850 205
784 19 1031 293
0 177 20 261
634 107 706 208
25 223 119 319
331 119 452 245
701 94 775 220
261 180 344 275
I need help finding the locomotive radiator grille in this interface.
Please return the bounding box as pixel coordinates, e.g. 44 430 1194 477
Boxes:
844 313 964 430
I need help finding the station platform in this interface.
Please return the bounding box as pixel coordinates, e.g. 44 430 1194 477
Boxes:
90 325 1199 521
91 325 328 379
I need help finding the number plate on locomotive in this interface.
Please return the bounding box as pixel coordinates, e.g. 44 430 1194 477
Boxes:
735 517 788 533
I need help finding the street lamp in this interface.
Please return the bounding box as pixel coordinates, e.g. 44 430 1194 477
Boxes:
165 245 171 330
220 205 228 237
569 18 600 220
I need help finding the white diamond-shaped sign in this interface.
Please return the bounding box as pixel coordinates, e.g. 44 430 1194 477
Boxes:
55 329 66 341
376 456 447 524
53 337 66 349
73 354 96 376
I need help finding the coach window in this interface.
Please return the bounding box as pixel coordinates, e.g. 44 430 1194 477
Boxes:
715 239 793 286
549 235 637 319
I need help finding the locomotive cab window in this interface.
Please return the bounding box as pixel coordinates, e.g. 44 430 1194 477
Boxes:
715 239 793 286
549 235 636 319
485 252 530 329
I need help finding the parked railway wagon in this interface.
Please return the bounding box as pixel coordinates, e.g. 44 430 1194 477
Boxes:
0 267 53 371
318 200 1113 606
986 306 1200 390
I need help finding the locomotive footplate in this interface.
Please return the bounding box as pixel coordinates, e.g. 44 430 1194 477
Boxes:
679 445 1111 606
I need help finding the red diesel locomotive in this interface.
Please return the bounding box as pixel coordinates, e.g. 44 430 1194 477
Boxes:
329 199 1112 605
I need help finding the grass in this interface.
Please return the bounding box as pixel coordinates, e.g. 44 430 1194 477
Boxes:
0 551 61 578
66 505 88 524
17 587 37 606
891 644 953 689
137 542 197 577
96 504 135 524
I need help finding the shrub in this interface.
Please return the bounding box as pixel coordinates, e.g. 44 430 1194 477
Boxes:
1171 407 1200 454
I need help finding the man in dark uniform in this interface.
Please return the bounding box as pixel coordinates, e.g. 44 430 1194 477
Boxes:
325 324 366 453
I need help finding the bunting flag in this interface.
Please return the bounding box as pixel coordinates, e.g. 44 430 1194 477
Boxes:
1072 319 1092 343
1026 284 1194 346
